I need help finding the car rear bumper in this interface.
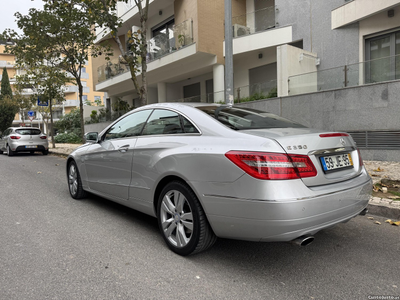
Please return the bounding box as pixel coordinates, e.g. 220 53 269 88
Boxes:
14 144 48 152
193 170 372 242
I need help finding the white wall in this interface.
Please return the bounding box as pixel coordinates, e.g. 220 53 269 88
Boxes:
277 44 318 96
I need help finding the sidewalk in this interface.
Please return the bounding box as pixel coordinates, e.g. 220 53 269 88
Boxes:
49 143 400 220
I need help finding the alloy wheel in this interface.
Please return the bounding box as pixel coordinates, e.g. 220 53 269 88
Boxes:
160 189 194 248
68 163 78 196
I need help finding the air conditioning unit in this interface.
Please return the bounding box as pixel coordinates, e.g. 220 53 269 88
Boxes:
233 24 250 37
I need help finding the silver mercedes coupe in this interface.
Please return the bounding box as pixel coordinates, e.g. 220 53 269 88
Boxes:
66 103 372 256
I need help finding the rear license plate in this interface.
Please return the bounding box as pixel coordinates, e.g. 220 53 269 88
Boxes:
25 145 37 149
320 153 353 172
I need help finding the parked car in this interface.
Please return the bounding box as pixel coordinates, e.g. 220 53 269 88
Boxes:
0 127 49 156
66 103 372 256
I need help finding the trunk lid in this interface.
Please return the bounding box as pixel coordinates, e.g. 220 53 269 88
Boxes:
242 128 363 187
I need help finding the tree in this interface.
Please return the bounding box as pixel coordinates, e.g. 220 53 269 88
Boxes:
0 67 13 98
84 0 150 107
1 1 112 143
12 83 37 126
0 68 18 133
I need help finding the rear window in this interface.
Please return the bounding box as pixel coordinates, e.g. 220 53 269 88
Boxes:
197 106 306 130
15 129 42 135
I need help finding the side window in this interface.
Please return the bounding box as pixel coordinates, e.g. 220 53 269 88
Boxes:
103 109 152 141
182 117 199 133
142 109 184 135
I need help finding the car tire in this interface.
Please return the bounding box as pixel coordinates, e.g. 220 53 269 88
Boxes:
67 160 87 199
157 181 217 256
43 150 49 155
7 145 15 156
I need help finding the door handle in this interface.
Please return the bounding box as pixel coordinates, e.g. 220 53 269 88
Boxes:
118 144 130 153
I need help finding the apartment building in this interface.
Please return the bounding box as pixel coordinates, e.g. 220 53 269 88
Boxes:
93 0 228 107
0 41 106 132
92 0 400 160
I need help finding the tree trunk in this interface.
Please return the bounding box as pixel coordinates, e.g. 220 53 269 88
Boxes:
78 82 85 143
49 98 56 148
140 14 148 107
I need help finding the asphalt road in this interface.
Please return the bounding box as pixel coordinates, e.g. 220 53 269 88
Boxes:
1 153 399 300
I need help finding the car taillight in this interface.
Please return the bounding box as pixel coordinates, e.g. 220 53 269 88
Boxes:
225 151 317 180
357 148 364 167
319 133 349 138
10 136 21 140
40 136 47 139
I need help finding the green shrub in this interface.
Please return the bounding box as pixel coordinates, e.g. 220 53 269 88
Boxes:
54 132 81 144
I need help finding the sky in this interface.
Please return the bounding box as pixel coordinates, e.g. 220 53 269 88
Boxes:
0 0 44 34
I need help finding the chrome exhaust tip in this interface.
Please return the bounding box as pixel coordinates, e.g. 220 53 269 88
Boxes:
291 235 315 247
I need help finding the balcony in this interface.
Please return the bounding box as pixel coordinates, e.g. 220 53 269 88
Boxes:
332 0 400 29
0 60 15 68
97 19 194 84
288 54 400 96
227 7 292 56
147 19 193 62
95 0 171 44
117 0 135 17
231 6 275 38
63 85 90 93
63 99 80 107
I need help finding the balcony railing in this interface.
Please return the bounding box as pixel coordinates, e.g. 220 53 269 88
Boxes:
97 19 193 84
97 57 130 83
63 99 80 107
288 54 400 96
170 80 277 104
231 6 275 38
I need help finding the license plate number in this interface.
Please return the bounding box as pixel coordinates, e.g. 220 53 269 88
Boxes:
25 145 37 149
320 153 353 172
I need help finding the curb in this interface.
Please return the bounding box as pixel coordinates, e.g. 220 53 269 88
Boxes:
367 202 400 220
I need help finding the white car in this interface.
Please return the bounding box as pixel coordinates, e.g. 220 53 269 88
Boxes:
0 127 49 156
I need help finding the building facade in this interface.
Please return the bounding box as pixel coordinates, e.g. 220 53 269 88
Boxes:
92 0 400 160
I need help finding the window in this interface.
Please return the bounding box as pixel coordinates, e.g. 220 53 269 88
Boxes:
103 110 152 141
152 17 175 40
182 117 199 133
365 30 400 83
150 17 175 58
197 106 306 130
142 109 183 135
53 110 63 119
16 129 41 135
94 96 102 105
81 67 86 73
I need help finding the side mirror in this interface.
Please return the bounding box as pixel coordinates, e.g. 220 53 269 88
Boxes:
84 132 98 143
